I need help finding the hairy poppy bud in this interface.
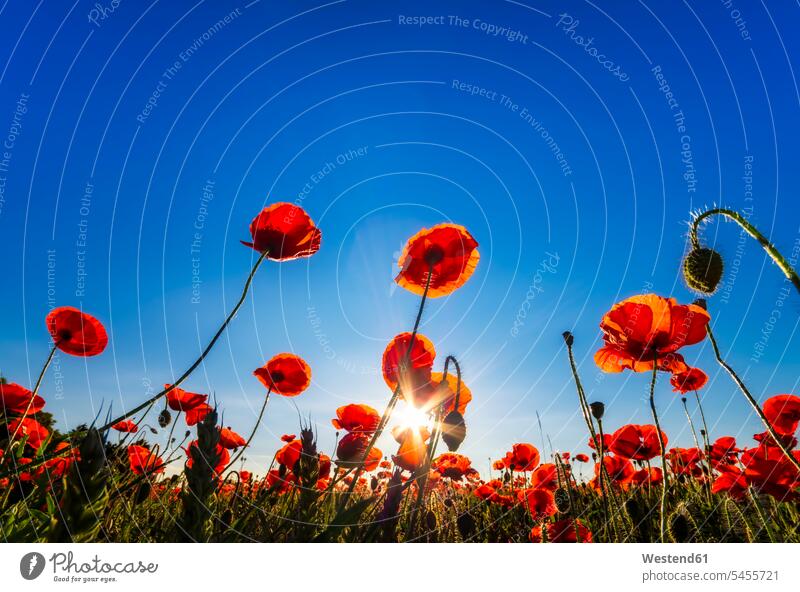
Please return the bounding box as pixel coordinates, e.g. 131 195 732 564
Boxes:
158 409 171 428
683 247 724 295
554 487 570 513
441 411 466 451
134 482 151 505
668 510 692 543
425 510 437 531
589 401 605 420
456 513 476 540
370 476 378 491
562 331 574 347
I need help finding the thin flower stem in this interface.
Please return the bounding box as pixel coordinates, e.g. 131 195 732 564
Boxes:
694 389 712 454
223 390 271 474
705 323 800 473
681 397 702 455
7 343 58 444
647 360 669 542
100 249 269 432
690 208 800 294
342 266 434 505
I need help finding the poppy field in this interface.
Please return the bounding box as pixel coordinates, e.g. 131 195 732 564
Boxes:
1 203 799 544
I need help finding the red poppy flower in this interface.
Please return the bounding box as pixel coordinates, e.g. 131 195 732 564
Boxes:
574 454 590 463
112 420 138 433
253 353 311 397
667 447 704 477
395 224 480 298
241 202 322 260
165 385 208 412
8 417 49 450
588 433 612 450
530 463 558 490
518 488 557 520
763 394 800 436
184 403 212 426
40 442 78 480
128 445 164 475
331 404 380 433
266 469 298 494
185 441 229 475
711 469 748 500
709 436 739 467
502 443 540 472
429 372 473 415
218 427 246 450
382 332 436 390
281 433 296 442
740 446 800 500
46 306 108 357
670 367 708 393
318 453 332 479
531 519 592 543
432 452 472 480
492 459 506 471
276 440 302 470
594 295 709 373
0 382 45 415
391 426 430 473
608 424 667 461
596 455 635 486
631 467 663 486
335 433 381 471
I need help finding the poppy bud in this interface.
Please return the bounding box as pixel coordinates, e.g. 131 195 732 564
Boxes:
562 331 574 347
134 482 151 505
589 401 605 420
221 509 233 524
456 512 476 540
370 476 378 491
425 510 437 531
441 411 467 451
693 298 708 310
184 430 191 438
158 409 172 428
681 397 687 403
149 427 158 435
668 510 692 543
554 487 570 513
683 247 724 295
443 497 454 507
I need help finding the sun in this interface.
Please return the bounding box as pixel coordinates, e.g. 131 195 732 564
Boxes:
392 402 430 432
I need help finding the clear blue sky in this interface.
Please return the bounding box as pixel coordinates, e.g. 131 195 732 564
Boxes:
1 0 798 474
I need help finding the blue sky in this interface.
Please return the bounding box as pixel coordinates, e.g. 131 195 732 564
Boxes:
1 0 798 474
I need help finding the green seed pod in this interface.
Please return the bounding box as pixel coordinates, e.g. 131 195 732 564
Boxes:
441 411 466 451
683 247 724 295
589 401 605 420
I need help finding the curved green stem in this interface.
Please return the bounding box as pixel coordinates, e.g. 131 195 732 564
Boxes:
690 208 800 294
